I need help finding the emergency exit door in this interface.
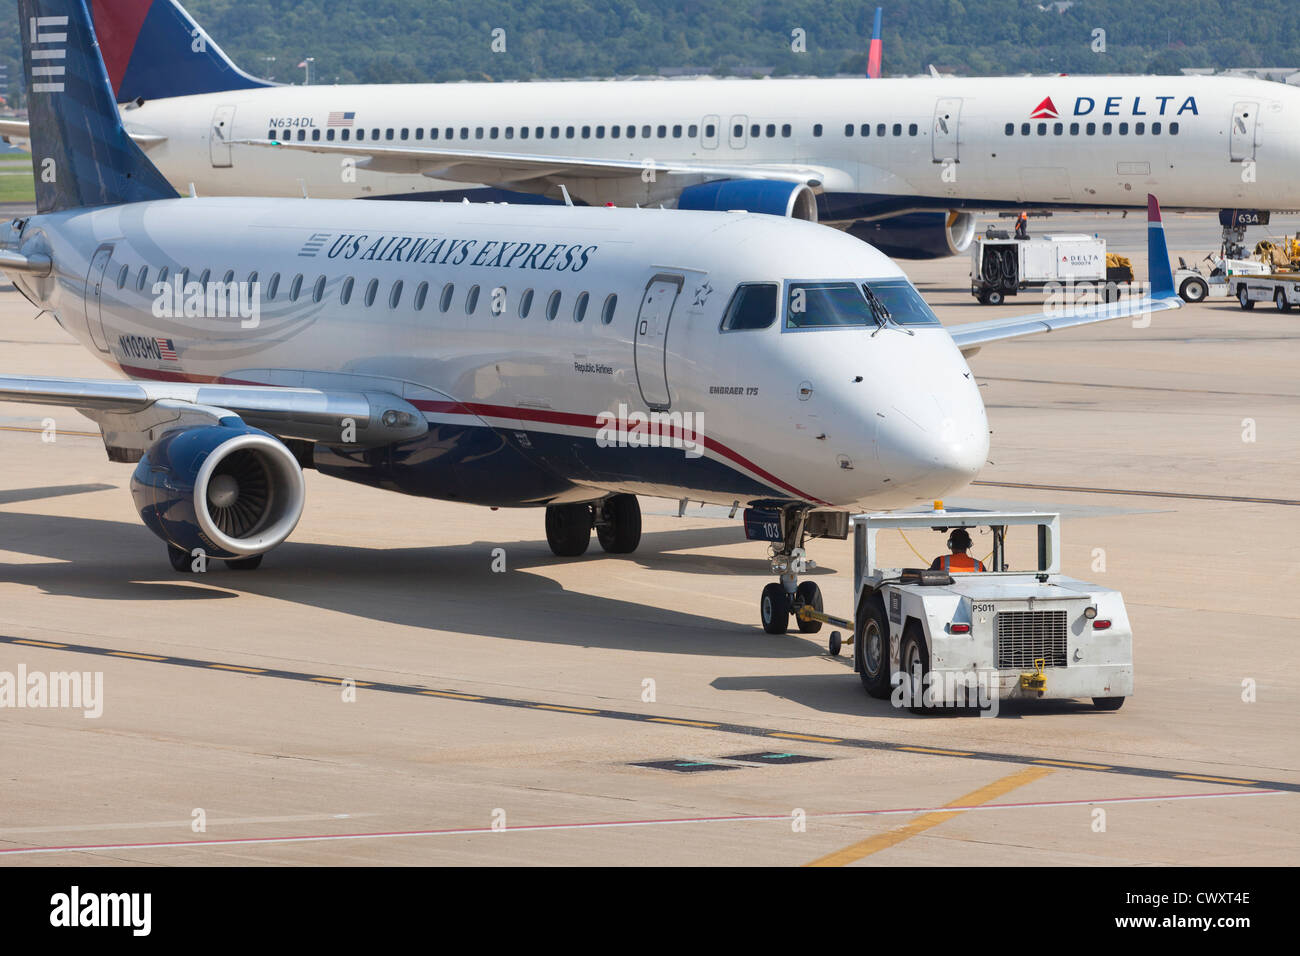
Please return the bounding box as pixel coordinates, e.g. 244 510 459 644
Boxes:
82 244 113 352
932 97 962 163
1230 102 1258 162
210 105 236 167
634 274 683 410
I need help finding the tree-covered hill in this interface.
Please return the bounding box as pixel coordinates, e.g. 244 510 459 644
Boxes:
1 0 1297 102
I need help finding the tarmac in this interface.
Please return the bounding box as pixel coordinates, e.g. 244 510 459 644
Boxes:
0 206 1296 866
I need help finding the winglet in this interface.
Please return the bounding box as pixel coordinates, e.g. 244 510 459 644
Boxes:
1147 194 1176 300
866 7 884 79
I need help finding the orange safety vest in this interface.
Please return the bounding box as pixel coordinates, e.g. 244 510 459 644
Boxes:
941 553 986 573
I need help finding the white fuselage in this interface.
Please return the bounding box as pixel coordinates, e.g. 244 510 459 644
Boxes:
123 74 1300 213
10 200 987 511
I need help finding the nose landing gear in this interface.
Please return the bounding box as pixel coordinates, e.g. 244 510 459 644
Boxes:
757 508 825 635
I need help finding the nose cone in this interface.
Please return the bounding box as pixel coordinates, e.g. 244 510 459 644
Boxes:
874 335 989 498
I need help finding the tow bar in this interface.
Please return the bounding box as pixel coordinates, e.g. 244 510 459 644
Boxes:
1019 657 1048 694
793 605 855 657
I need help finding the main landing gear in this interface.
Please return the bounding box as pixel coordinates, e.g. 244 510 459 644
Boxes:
758 507 825 636
545 494 642 557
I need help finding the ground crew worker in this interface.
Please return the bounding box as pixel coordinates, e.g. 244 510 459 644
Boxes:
1014 211 1029 239
930 528 986 573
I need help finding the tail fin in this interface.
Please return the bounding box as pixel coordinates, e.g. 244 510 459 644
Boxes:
866 7 883 79
20 0 178 213
1146 194 1176 299
90 0 271 104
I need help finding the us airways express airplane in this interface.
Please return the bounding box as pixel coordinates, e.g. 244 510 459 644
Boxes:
1 0 1297 259
0 0 1180 634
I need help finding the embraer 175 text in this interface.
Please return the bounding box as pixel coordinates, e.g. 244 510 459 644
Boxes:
0 0 1180 630
2 0 1297 259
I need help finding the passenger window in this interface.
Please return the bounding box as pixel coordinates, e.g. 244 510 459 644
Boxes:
178 267 190 286
364 278 378 307
1087 122 1097 135
781 124 791 137
247 271 258 292
1135 122 1145 134
414 281 428 310
748 124 757 137
573 291 589 322
893 123 902 136
414 128 423 140
1170 122 1180 134
312 275 326 303
658 125 667 138
341 129 350 141
386 128 394 140
1069 122 1079 135
844 123 854 136
596 125 605 139
1021 122 1030 135
1053 122 1063 135
198 268 211 287
1119 122 1129 135
546 290 561 321
601 293 617 325
440 282 455 312
641 125 651 138
340 276 354 305
400 128 409 140
766 124 775 137
136 266 149 291
609 126 619 139
1004 123 1014 136
389 280 403 309
1103 122 1113 134
720 283 778 331
222 269 235 284
490 127 499 139
813 123 823 137
1152 122 1162 135
266 273 279 299
312 129 320 141
519 288 534 318
908 123 918 135
289 273 303 301
1036 122 1046 135
876 124 885 136
158 266 170 285
491 286 506 315
582 125 591 138
116 264 129 289
466 284 480 314
689 124 698 137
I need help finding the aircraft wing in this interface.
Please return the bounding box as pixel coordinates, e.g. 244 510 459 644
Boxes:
947 194 1181 353
0 375 427 460
229 137 844 190
0 117 165 149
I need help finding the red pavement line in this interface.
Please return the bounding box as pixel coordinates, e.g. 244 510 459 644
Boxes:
0 789 1281 857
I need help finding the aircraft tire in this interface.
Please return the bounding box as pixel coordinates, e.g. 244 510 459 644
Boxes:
795 580 823 634
596 494 641 553
545 503 592 557
760 583 789 634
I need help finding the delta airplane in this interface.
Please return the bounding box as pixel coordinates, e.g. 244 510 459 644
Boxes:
3 1 1298 260
0 0 1179 633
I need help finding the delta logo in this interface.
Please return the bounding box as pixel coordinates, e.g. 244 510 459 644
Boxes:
1030 94 1199 118
1030 97 1059 119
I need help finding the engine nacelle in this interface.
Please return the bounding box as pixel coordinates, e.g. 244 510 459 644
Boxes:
130 423 305 559
849 211 976 259
677 179 818 221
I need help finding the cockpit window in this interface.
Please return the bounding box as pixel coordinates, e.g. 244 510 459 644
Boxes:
784 278 941 329
865 278 942 326
720 283 778 331
785 281 877 329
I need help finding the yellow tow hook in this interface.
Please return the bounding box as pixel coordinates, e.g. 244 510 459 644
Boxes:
1019 658 1048 694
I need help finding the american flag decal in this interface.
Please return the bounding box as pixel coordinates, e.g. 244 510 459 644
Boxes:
155 338 178 361
327 111 356 127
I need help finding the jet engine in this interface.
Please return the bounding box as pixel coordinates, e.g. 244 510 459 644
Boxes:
130 423 305 559
849 211 977 259
677 179 819 221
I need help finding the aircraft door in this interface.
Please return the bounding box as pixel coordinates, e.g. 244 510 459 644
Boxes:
702 114 720 149
210 105 237 167
1230 102 1258 162
82 244 113 353
728 114 748 149
633 273 683 410
932 97 962 163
